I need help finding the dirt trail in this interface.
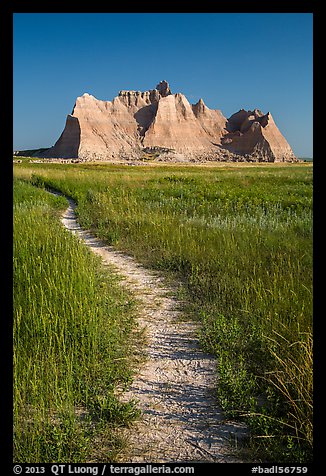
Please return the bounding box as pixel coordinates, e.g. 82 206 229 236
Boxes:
57 193 247 463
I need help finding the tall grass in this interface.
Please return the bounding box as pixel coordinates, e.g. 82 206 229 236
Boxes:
13 179 139 462
14 163 313 462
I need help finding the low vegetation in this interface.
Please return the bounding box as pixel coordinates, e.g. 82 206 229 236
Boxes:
13 179 139 462
14 162 313 462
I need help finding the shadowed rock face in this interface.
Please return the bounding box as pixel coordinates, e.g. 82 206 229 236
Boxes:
222 109 296 162
42 115 80 159
40 82 296 162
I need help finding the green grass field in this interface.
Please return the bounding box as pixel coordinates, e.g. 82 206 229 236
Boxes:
13 161 313 462
13 179 140 462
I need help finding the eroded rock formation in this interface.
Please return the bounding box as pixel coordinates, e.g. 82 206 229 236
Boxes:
221 109 295 162
41 81 296 162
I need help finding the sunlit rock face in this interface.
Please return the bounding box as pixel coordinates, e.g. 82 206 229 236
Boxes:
41 81 296 162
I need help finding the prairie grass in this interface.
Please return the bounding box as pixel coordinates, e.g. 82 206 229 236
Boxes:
13 179 139 462
14 162 313 462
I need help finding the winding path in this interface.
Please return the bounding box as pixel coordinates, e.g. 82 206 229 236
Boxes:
56 192 247 463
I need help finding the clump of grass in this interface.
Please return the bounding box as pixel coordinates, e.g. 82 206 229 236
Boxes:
264 331 313 447
14 162 313 462
13 179 139 462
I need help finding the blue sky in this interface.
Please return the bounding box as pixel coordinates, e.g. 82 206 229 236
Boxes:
13 13 313 157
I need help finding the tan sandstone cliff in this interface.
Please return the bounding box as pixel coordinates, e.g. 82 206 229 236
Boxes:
41 81 296 162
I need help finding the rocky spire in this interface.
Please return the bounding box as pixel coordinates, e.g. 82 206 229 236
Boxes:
192 98 207 116
156 80 172 97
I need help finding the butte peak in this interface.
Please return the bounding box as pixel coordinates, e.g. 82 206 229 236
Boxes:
155 80 172 97
117 80 172 99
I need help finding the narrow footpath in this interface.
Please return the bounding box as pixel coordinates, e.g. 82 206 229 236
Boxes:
57 192 247 463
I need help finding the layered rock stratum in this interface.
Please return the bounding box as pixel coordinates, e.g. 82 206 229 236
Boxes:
40 81 296 162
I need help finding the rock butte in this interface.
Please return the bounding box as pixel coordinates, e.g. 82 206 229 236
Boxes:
40 80 297 163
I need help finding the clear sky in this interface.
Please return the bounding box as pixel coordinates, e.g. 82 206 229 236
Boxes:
13 13 313 157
